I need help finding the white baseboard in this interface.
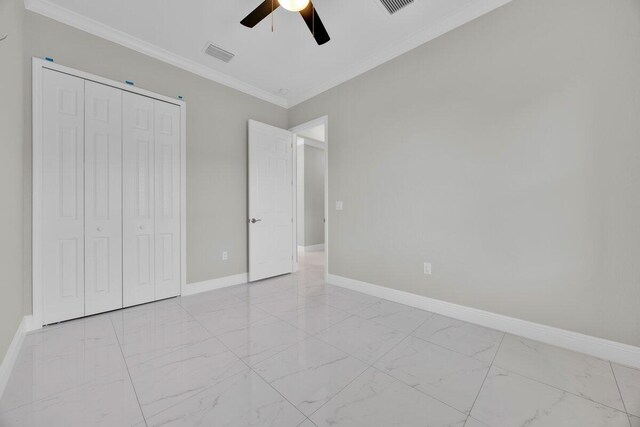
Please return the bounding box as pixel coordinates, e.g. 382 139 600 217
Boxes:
299 244 325 252
24 316 40 333
0 316 31 399
181 273 248 296
327 274 640 369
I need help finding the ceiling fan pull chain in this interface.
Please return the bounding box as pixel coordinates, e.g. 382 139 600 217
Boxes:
240 0 329 45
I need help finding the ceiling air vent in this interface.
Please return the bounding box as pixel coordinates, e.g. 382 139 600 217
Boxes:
378 0 414 14
204 43 235 63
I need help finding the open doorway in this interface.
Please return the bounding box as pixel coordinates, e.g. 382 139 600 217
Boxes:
290 117 328 279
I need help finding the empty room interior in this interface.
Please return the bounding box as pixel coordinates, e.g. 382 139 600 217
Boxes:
1 0 640 425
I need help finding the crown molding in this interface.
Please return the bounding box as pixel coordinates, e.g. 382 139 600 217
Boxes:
23 0 289 108
24 0 513 110
287 0 514 107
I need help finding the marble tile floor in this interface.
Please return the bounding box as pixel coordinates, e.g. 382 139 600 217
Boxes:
1 251 638 426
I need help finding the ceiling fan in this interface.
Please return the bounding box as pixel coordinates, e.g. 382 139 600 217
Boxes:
241 0 330 46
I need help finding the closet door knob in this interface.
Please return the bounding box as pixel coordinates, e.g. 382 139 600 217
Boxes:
97 227 103 232
139 225 145 230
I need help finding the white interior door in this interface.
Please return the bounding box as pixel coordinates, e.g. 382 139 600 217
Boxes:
154 100 181 300
84 81 123 315
248 120 294 282
122 92 155 307
41 69 85 324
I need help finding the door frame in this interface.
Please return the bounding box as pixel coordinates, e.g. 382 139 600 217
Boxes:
32 58 187 329
289 116 329 280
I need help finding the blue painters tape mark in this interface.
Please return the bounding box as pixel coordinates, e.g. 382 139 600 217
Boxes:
45 57 54 62
125 80 135 86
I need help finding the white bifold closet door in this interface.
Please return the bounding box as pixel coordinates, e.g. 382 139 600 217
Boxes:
122 92 181 307
153 101 182 300
122 92 156 307
39 66 182 323
84 81 123 316
41 69 85 324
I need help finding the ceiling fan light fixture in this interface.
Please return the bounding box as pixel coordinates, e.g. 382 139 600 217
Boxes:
277 0 310 12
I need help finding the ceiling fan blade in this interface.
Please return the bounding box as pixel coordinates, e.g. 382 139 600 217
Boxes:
299 1 330 45
241 0 279 28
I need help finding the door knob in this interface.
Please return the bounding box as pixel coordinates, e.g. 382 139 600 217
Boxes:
97 226 103 232
139 225 145 230
250 218 262 224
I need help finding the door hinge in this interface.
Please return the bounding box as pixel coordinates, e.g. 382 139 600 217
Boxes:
291 217 293 223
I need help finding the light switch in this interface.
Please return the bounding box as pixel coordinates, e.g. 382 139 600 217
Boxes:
424 262 432 275
336 201 344 211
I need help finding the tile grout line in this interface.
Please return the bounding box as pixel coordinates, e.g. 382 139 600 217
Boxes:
304 310 443 421
256 298 354 336
406 327 498 365
243 279 382 421
184 298 320 371
113 300 227 423
108 314 150 427
285 271 637 421
367 312 435 367
365 346 474 416
407 325 632 417
139 364 269 422
183 281 346 370
365 314 474 418
115 300 214 367
247 277 509 366
255 277 494 420
177 301 309 423
0 317 128 416
487 361 630 415
306 314 399 366
315 265 640 416
610 361 629 415
303 361 373 422
465 332 506 424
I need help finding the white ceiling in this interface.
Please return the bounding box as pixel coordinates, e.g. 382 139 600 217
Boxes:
26 0 512 107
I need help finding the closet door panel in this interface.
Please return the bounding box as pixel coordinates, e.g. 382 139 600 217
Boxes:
154 101 181 299
84 81 123 315
41 69 85 324
123 92 155 307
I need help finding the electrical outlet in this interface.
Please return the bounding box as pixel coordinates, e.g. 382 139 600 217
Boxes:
424 262 432 275
336 201 344 211
222 251 228 261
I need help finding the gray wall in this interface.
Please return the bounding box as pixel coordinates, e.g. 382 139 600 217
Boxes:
0 0 25 361
20 11 288 313
289 0 640 346
304 144 325 246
